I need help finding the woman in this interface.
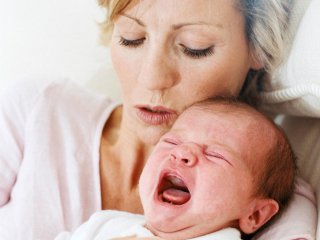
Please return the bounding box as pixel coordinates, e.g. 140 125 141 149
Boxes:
97 0 287 212
0 0 306 239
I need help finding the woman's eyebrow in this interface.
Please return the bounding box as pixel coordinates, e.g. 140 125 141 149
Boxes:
120 13 145 27
119 13 223 30
172 21 223 30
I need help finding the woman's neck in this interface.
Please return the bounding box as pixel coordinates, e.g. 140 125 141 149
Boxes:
101 105 154 175
99 105 154 213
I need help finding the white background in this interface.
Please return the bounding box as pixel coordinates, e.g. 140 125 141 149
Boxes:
0 0 119 97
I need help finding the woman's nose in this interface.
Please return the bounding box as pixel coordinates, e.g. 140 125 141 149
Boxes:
169 143 199 167
137 45 179 91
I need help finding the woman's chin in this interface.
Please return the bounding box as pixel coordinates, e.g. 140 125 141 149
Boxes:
122 105 177 145
133 105 178 142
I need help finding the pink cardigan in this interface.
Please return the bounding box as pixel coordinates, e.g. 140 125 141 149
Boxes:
0 78 118 239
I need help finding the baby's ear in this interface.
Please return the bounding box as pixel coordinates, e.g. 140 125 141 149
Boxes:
239 199 279 234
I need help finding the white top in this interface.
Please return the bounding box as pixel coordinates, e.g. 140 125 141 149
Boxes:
55 210 242 240
0 78 119 240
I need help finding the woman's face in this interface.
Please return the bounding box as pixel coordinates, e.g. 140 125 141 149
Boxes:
111 0 259 143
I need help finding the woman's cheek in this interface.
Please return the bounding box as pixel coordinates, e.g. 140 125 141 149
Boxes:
111 46 138 92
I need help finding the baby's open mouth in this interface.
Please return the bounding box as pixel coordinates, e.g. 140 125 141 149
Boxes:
158 174 191 205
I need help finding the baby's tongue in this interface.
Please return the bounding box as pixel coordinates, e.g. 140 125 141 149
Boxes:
163 188 191 205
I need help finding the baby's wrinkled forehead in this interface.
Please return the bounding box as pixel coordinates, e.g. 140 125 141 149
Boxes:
185 101 268 125
179 101 279 157
181 102 255 125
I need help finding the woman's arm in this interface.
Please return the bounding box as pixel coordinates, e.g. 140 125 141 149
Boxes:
0 78 50 206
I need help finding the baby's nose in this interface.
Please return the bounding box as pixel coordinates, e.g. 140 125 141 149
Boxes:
170 143 199 167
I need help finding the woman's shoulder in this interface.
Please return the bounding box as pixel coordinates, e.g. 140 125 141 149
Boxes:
1 76 67 99
0 76 120 137
1 76 117 112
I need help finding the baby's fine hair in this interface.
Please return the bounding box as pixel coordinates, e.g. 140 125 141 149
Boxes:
98 0 291 74
191 97 297 215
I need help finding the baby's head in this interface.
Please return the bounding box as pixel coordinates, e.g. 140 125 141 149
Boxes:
139 98 296 240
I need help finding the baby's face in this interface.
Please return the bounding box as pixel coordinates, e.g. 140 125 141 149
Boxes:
139 106 267 239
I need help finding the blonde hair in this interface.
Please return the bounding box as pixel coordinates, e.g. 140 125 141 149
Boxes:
237 0 290 74
98 0 291 74
98 0 132 45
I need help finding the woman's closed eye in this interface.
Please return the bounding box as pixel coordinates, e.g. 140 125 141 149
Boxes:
119 36 145 48
118 36 214 59
180 44 214 59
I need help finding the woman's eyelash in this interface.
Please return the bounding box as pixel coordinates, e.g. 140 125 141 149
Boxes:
182 46 214 59
119 37 213 59
119 37 145 48
119 38 214 59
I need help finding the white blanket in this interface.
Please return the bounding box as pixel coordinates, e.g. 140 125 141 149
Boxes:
55 210 242 240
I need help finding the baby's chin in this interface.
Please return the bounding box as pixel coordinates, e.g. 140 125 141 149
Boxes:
145 216 238 240
145 221 220 240
146 224 198 240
